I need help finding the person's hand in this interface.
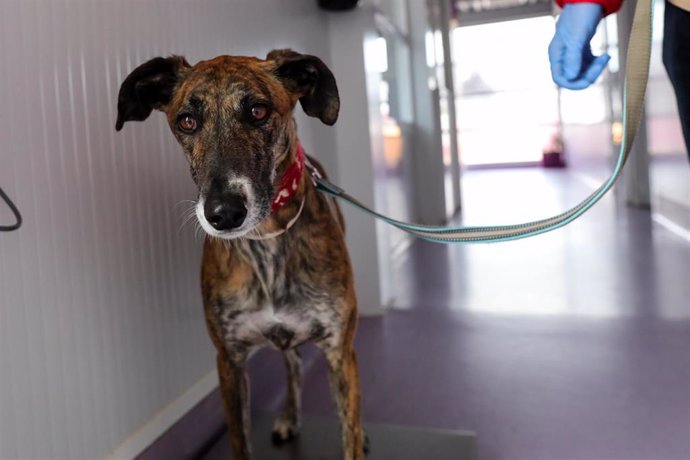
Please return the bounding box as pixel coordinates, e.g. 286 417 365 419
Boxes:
548 3 609 90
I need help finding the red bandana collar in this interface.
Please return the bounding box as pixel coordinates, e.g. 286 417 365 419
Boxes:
272 142 305 213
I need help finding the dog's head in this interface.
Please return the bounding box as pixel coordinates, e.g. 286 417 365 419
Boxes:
115 50 339 239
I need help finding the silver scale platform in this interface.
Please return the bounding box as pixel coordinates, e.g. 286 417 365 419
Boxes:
201 413 476 460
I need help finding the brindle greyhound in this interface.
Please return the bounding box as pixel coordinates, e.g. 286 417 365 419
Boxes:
115 50 366 459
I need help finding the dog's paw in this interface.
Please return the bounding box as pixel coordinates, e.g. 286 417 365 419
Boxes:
271 416 300 445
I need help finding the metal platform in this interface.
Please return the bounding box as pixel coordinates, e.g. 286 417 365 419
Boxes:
201 413 476 460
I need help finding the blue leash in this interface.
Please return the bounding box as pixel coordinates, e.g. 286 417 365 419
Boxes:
310 0 653 244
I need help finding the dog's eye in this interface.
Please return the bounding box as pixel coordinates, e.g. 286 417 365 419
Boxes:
250 104 270 123
177 114 198 134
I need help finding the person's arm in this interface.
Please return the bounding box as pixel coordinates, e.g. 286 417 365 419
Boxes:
556 0 623 16
548 0 623 90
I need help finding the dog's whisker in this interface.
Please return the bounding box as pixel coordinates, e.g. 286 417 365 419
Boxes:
174 199 197 210
179 212 193 227
178 210 199 235
175 199 199 234
181 208 197 225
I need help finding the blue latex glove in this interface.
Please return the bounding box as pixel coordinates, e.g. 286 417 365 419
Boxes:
548 3 610 90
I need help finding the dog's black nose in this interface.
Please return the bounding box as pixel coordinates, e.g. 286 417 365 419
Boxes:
204 196 247 231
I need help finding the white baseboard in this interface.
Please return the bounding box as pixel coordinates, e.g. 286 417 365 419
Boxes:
652 212 690 243
104 369 219 460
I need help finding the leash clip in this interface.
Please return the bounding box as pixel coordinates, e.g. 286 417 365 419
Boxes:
305 159 344 196
304 157 322 187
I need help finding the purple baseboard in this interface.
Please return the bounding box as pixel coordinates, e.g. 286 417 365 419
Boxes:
136 387 226 460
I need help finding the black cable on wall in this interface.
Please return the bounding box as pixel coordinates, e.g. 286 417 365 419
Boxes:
0 187 22 232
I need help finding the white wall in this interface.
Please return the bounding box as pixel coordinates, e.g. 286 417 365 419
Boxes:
406 0 448 225
327 6 389 315
0 1 340 458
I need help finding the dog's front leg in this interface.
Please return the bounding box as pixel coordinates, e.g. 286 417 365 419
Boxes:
272 349 302 444
320 341 365 460
217 351 252 460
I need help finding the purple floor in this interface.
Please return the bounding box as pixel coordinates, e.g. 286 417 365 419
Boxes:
247 168 690 460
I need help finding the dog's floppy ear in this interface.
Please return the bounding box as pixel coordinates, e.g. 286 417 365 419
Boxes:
267 49 339 126
115 56 190 131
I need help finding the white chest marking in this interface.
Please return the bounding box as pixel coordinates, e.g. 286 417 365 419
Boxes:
230 305 312 348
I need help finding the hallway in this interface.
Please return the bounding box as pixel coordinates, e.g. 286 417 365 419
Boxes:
235 167 690 460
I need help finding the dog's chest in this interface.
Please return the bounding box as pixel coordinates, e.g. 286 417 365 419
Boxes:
217 239 337 350
222 300 335 351
230 306 316 350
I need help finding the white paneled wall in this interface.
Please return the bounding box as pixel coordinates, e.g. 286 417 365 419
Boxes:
0 1 333 458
